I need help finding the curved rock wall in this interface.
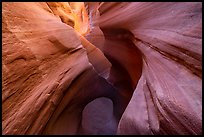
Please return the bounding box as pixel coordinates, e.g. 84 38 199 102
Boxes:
2 2 202 135
97 2 202 134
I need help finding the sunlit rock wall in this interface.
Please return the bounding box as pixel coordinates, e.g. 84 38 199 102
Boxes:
2 2 202 135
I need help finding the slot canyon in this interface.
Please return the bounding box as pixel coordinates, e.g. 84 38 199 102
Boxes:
2 2 202 135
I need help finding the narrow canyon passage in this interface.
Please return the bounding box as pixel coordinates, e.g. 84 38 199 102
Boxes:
42 28 143 135
101 28 143 117
2 2 202 135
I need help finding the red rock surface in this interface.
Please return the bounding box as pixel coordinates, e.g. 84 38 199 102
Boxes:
2 2 202 135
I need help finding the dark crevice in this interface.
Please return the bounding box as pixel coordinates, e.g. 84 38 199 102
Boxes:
42 27 144 135
99 27 143 132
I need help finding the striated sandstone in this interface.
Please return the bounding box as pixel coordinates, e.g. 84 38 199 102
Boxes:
2 2 202 135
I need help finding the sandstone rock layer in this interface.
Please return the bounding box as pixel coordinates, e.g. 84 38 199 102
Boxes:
2 2 202 135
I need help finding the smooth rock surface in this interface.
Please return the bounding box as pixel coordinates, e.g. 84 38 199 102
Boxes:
81 97 117 135
2 2 202 135
97 2 202 135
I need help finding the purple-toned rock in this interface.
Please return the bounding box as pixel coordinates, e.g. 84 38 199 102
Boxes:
2 2 202 135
